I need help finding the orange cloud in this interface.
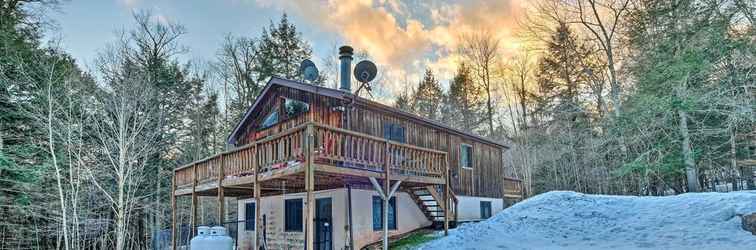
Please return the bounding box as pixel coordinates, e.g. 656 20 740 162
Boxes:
251 0 525 99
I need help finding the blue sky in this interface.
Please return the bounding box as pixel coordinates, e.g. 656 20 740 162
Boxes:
47 0 524 99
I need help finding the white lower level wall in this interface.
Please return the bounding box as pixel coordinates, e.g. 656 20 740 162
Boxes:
455 195 505 222
235 188 431 250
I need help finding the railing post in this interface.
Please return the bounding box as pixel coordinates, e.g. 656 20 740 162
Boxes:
305 123 315 250
217 154 225 225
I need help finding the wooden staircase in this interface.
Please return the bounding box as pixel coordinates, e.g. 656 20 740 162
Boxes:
406 185 458 228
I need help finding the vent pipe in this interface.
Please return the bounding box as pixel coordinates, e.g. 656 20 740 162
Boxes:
339 45 354 92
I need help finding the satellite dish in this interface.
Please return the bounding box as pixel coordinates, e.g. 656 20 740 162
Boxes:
299 59 319 82
353 60 377 83
353 60 378 98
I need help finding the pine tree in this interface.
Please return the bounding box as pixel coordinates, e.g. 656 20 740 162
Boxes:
447 63 486 134
254 13 315 84
412 68 444 120
531 22 594 128
394 91 414 112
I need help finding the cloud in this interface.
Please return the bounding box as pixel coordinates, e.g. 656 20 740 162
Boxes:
250 0 524 100
118 0 141 9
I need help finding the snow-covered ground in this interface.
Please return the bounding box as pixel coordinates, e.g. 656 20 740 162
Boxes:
421 191 756 250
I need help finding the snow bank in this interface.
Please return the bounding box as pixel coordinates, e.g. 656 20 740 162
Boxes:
421 191 756 250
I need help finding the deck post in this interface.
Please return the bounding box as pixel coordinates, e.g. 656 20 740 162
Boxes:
218 154 225 225
190 163 198 240
383 140 390 250
305 124 315 250
253 143 261 250
254 178 261 250
171 174 177 250
444 154 449 236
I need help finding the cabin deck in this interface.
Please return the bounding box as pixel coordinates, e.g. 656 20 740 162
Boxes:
170 122 455 250
173 122 449 197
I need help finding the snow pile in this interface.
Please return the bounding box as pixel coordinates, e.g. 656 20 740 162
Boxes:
422 191 756 250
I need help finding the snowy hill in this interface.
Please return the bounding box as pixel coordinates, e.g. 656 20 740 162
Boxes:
421 191 756 250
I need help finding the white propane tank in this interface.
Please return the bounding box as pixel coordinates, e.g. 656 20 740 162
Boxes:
209 226 234 250
190 226 210 250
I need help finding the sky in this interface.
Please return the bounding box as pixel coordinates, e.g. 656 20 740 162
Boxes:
47 0 526 101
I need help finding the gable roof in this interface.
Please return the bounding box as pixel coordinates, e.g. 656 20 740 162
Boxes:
227 77 509 148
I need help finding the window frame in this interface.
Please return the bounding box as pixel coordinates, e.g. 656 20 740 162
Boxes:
284 198 303 232
382 122 406 143
480 200 492 219
259 110 279 129
460 143 474 170
257 97 310 131
244 202 255 231
282 98 310 120
372 196 397 231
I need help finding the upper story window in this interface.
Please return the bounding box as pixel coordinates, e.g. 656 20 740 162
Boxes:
260 110 279 128
460 144 473 169
284 98 309 118
383 122 406 143
259 98 309 129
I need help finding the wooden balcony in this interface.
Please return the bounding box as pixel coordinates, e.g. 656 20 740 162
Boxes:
503 177 524 199
173 122 449 196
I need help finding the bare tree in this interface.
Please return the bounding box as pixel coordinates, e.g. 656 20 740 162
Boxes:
459 31 501 136
565 0 630 118
215 34 259 122
91 46 161 250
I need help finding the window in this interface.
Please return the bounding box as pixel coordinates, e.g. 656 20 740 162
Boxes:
244 202 255 231
261 110 279 128
284 198 303 232
283 98 309 118
372 196 397 230
480 201 492 219
259 98 309 129
382 123 405 143
460 144 473 169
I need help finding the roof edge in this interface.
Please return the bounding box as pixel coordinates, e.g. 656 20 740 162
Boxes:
226 77 509 149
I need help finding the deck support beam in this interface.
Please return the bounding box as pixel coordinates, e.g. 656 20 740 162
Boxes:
305 124 315 250
254 178 261 250
171 175 177 250
369 176 402 250
218 154 225 225
444 154 450 236
190 164 198 240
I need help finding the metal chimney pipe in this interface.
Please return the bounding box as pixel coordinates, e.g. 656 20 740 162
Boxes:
339 45 354 92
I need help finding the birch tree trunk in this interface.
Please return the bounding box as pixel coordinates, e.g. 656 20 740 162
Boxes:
46 63 70 250
678 109 699 192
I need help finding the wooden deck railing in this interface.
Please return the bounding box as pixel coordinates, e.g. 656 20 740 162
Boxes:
312 124 446 178
174 123 447 188
503 177 524 198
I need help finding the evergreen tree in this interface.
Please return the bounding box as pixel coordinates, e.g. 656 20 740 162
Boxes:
447 63 486 134
531 22 594 128
254 13 315 84
622 0 756 192
394 91 414 112
412 68 444 120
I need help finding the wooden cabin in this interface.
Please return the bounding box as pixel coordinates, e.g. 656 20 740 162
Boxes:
171 70 522 249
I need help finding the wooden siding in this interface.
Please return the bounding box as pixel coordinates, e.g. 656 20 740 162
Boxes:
235 85 507 198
